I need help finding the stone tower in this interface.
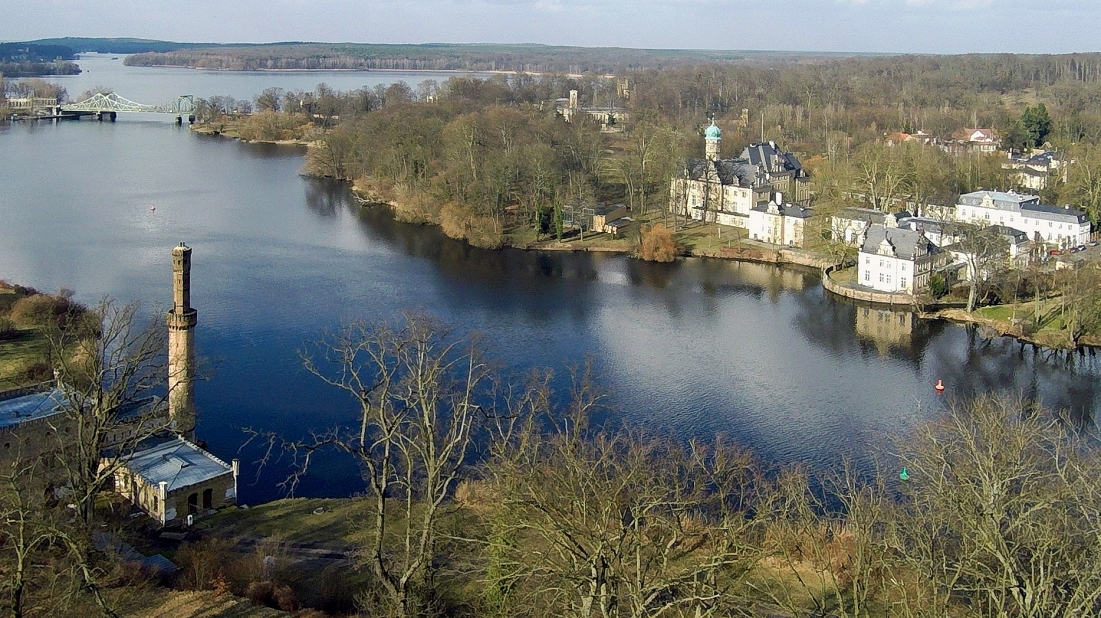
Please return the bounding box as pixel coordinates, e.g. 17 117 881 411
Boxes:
704 120 722 160
167 243 197 438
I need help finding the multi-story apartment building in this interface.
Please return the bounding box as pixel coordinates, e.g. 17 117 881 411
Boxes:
955 190 1090 247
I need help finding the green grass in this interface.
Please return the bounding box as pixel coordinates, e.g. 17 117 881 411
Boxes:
829 266 858 284
0 328 49 389
194 498 369 547
975 305 1014 321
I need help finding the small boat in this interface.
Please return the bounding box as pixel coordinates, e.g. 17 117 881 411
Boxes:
149 205 156 212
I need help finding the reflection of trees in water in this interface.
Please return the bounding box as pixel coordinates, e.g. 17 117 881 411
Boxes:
327 191 1101 428
929 326 1100 427
304 178 349 217
343 200 605 321
625 258 678 289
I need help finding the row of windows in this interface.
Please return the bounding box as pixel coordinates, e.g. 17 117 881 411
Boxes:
961 207 1077 232
863 270 908 288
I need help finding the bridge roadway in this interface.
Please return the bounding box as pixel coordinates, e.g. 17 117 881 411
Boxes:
12 92 198 122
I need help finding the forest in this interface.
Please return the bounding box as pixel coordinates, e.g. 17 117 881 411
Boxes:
183 53 1101 247
123 42 850 74
0 43 79 78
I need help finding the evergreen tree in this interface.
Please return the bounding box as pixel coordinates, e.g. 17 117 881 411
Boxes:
1021 103 1052 149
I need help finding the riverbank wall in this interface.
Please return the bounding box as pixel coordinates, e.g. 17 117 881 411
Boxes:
821 265 918 306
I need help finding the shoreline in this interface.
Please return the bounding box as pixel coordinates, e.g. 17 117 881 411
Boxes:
124 62 588 78
192 125 1097 352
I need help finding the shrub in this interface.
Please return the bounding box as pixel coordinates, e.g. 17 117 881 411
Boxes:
22 362 52 383
440 202 471 240
0 317 16 340
272 584 298 611
10 293 85 330
245 581 274 606
929 272 949 299
638 224 678 262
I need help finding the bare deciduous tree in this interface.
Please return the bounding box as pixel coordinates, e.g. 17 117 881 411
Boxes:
485 429 768 618
261 313 494 616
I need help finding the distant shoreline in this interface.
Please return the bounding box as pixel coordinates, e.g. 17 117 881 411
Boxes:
126 62 589 78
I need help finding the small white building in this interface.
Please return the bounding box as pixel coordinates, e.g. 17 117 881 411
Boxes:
748 194 813 247
858 224 945 294
955 190 1090 248
950 128 999 153
113 436 238 526
831 208 911 245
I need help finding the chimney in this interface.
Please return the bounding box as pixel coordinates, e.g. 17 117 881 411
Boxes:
167 243 197 439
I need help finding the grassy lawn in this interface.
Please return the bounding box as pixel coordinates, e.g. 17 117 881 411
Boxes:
194 498 369 547
0 328 48 389
829 266 858 284
975 305 1016 321
673 221 744 254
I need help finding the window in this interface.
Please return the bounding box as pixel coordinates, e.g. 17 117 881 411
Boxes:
865 257 870 264
1050 222 1053 227
879 259 884 268
901 277 907 288
879 273 884 283
864 271 870 281
886 274 892 284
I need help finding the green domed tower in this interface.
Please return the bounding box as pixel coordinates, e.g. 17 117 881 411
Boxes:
705 120 721 160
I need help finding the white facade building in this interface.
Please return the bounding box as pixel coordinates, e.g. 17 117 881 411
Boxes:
955 190 1090 248
670 121 807 228
748 194 813 247
831 208 910 245
858 224 945 294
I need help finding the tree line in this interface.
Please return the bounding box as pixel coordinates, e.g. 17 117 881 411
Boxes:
229 313 1101 618
4 297 1101 617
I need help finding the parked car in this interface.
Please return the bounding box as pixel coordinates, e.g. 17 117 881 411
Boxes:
1077 244 1087 251
1049 249 1062 255
1090 241 1099 247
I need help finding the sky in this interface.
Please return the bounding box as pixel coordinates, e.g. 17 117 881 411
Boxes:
3 0 1097 55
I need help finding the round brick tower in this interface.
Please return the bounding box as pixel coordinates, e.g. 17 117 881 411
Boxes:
167 243 197 438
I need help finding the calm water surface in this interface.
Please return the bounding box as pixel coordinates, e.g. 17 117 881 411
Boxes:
3 61 1099 502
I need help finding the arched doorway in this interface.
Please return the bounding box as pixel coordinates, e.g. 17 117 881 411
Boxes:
187 492 198 515
202 488 213 510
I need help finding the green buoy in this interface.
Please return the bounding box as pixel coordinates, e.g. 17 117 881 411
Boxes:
899 467 910 481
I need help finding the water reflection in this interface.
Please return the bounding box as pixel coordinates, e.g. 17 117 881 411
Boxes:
4 125 1100 504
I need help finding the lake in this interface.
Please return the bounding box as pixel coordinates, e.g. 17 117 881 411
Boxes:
3 56 1099 502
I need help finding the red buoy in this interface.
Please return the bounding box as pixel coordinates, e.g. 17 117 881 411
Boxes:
935 379 945 393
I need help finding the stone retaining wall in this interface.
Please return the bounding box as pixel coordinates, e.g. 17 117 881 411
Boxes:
822 265 916 306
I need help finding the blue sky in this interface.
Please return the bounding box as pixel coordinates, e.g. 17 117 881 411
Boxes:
4 0 1095 54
